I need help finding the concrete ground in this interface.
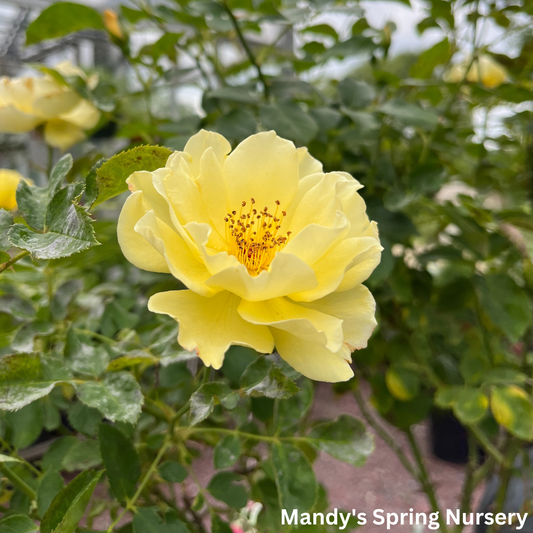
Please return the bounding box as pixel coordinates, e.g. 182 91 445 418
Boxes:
310 384 482 533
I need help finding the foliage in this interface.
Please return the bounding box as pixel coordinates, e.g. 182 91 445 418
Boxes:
1 0 533 531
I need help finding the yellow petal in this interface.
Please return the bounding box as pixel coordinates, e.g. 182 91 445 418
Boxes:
333 176 375 238
271 329 353 382
287 173 342 236
224 131 299 212
117 191 170 273
282 211 348 266
206 250 317 301
59 99 100 129
135 210 217 297
297 146 323 178
238 297 343 352
289 237 373 302
183 129 231 178
0 105 41 133
127 170 174 228
43 120 86 150
302 285 377 351
31 79 81 119
148 290 274 368
196 147 229 239
0 169 24 210
336 236 382 291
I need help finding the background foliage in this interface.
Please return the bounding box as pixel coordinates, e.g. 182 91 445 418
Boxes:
1 0 533 531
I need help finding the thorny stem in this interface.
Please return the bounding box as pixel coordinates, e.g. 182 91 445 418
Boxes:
406 428 449 533
455 433 478 533
0 251 30 274
352 387 419 479
222 0 270 98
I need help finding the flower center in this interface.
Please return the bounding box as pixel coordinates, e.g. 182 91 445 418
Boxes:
224 198 292 276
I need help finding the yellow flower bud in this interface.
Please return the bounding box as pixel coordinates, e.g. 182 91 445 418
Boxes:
0 169 26 211
104 9 124 40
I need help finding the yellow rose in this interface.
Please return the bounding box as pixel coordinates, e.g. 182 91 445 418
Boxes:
0 169 26 210
0 62 101 149
445 55 508 88
118 131 382 382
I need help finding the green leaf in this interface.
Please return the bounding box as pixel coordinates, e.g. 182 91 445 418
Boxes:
207 472 248 509
158 461 187 483
476 274 532 342
481 368 528 385
189 382 239 426
308 415 374 467
0 294 35 319
0 209 13 251
98 423 141 501
132 507 188 533
0 515 38 533
338 79 375 108
322 35 377 59
37 470 64 518
240 357 299 399
435 386 462 408
453 388 488 424
15 180 48 231
214 109 257 141
0 454 22 463
41 470 103 533
0 353 67 411
260 102 319 145
77 372 143 424
211 516 232 533
6 401 43 448
62 439 101 472
67 401 102 437
385 367 419 401
410 38 451 78
271 443 317 512
206 85 259 104
49 155 74 199
491 386 533 441
378 99 439 129
213 435 241 469
26 3 105 45
93 146 173 207
9 183 99 260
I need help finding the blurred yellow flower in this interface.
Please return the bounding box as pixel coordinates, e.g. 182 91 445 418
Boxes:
0 169 26 211
0 61 101 149
118 131 382 382
104 9 124 39
445 55 508 88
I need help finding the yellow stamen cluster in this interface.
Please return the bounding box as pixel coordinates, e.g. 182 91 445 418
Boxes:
225 198 291 276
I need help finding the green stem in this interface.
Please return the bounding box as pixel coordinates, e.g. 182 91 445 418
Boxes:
47 146 54 177
455 433 478 533
75 328 116 345
107 437 172 532
0 251 30 274
353 387 418 479
470 425 507 467
0 465 36 500
223 0 269 98
406 428 448 533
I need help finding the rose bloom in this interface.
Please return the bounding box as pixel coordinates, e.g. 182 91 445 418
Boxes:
104 9 124 40
0 169 27 211
118 131 382 382
445 55 508 89
0 62 100 150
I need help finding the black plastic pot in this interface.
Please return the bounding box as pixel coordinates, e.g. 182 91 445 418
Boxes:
430 409 469 464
